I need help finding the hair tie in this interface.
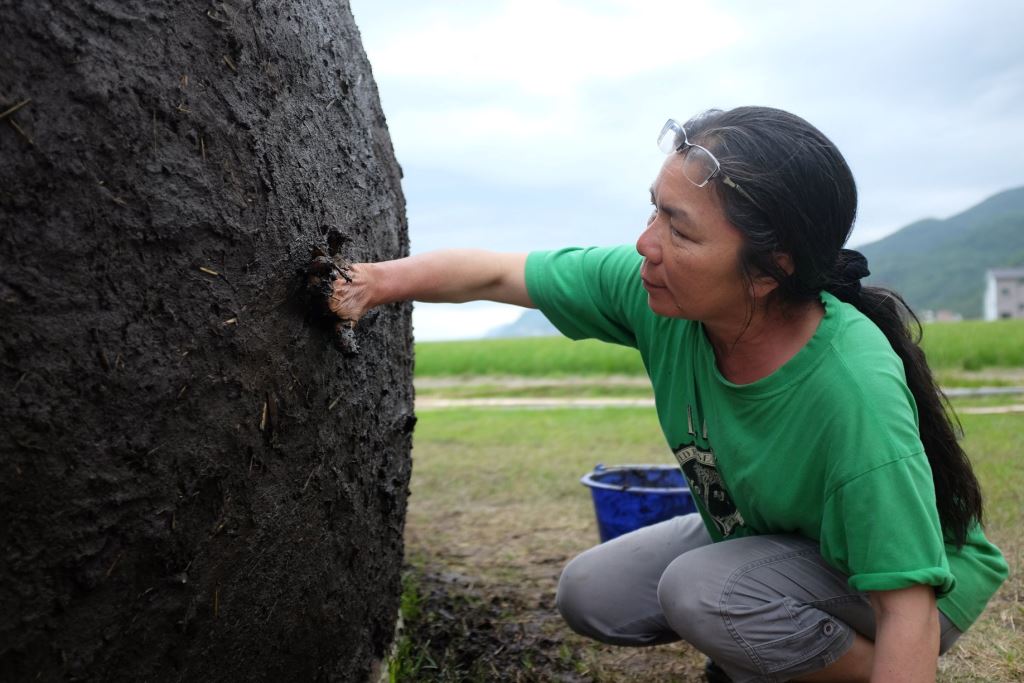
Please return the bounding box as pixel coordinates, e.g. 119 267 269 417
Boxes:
828 249 870 302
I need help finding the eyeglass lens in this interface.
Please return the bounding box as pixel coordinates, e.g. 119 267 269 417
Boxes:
657 120 683 154
658 120 719 188
681 146 719 188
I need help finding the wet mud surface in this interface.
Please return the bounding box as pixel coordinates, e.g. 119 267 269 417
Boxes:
1 1 411 680
399 568 588 683
398 564 707 683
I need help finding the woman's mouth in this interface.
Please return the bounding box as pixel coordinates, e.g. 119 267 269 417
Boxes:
640 262 666 290
641 277 666 291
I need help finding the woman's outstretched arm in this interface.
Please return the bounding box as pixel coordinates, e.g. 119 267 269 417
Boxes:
327 250 532 324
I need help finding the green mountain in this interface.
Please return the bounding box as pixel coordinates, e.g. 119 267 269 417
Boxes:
859 187 1024 318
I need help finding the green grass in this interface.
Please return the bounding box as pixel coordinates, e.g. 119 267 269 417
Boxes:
409 408 669 504
415 382 654 400
408 408 1021 527
934 371 1024 388
949 394 1024 409
402 407 1024 682
414 319 1024 377
414 337 645 377
920 319 1024 370
958 414 1024 529
414 384 1024 402
388 573 432 683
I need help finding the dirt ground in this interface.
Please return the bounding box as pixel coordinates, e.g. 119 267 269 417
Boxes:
401 500 1022 683
402 510 708 682
398 566 709 683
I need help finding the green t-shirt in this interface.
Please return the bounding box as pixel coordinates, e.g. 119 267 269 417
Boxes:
525 245 1008 631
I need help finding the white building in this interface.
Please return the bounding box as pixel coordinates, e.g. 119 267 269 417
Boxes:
983 268 1024 320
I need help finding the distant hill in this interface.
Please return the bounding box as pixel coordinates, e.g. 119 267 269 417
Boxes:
485 187 1024 336
485 308 558 338
859 187 1024 318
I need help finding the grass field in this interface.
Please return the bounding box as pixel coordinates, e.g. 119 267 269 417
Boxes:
396 321 1024 682
413 318 1024 378
399 408 1023 682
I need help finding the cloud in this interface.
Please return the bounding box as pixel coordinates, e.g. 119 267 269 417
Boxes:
358 1 745 196
352 0 1024 337
367 0 741 95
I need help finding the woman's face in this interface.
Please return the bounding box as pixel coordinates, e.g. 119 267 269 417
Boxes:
636 155 752 324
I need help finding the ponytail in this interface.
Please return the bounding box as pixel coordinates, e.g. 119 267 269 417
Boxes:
828 254 984 547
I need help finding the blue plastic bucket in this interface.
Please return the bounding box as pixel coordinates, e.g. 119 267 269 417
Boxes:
580 464 698 542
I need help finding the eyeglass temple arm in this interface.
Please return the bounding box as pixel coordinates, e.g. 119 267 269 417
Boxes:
720 175 759 206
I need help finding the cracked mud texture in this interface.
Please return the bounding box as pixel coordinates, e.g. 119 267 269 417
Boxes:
0 1 413 680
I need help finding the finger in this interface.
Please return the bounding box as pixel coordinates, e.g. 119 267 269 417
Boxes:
327 293 357 324
330 276 350 297
326 294 344 316
308 256 335 277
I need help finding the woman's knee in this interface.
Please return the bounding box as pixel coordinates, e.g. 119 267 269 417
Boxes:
556 542 678 646
556 517 716 645
555 550 594 632
656 550 729 646
556 545 639 642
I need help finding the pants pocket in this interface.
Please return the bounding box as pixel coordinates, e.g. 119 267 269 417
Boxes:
747 616 848 675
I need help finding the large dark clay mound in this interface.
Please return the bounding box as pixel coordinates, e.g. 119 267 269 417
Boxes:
0 2 413 680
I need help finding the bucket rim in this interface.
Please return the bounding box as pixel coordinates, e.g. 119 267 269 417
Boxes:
580 464 689 494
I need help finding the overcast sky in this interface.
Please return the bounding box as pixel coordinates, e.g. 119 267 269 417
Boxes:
349 0 1024 340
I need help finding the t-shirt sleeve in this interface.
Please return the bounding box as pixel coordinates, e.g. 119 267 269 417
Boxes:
525 245 649 348
819 453 956 597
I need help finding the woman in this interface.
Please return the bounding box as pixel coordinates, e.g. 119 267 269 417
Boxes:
324 107 1008 682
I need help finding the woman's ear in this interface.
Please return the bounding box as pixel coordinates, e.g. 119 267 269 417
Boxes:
774 251 795 277
749 252 793 300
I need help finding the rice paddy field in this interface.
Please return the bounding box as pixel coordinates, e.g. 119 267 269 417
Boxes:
393 320 1024 682
413 318 1024 379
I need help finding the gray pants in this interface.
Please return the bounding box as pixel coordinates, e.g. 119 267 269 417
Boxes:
556 514 962 683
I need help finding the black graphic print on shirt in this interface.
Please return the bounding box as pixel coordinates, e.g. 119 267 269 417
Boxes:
672 405 745 538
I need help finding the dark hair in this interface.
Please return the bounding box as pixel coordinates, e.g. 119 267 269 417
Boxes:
685 106 983 547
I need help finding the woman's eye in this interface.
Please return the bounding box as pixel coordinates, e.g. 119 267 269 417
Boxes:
671 227 689 240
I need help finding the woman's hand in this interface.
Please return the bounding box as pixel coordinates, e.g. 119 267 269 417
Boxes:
327 263 376 326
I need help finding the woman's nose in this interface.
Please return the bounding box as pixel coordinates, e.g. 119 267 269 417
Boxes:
636 219 661 263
